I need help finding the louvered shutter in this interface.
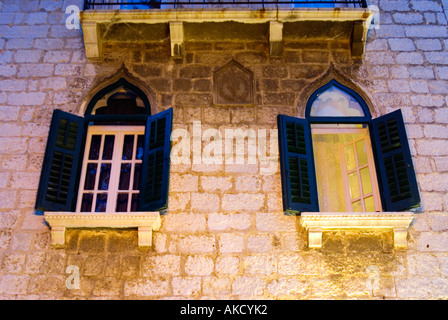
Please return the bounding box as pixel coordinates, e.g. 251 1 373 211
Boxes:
277 115 319 214
138 108 173 211
371 109 420 211
35 109 85 212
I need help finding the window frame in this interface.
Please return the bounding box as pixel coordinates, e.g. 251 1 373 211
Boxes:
76 125 146 213
35 79 173 214
278 79 420 214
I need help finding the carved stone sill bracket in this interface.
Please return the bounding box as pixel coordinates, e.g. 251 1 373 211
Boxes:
300 212 414 249
44 212 162 247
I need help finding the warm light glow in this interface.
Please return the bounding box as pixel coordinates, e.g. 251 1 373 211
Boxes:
311 125 382 212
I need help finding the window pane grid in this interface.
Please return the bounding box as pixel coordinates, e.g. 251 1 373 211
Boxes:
77 126 145 213
341 135 380 212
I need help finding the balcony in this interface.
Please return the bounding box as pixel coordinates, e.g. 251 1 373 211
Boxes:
80 0 374 59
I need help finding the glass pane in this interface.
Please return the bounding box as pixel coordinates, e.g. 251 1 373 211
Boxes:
88 135 101 160
131 194 139 212
360 167 373 195
95 194 107 212
356 139 368 167
133 163 141 190
352 200 363 212
81 193 93 212
136 135 144 160
344 144 356 171
364 196 375 212
119 163 131 190
116 193 128 212
348 172 360 199
122 135 134 160
310 85 365 117
98 163 111 191
84 163 97 190
102 135 115 160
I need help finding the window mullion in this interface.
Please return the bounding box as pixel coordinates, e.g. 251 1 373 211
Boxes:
106 132 124 213
128 134 138 212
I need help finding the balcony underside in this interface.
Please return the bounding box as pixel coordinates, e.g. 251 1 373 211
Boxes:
80 8 374 59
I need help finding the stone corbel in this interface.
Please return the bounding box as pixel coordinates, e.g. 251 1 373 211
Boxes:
269 21 283 57
300 212 414 249
351 18 372 59
170 21 184 58
82 21 101 59
44 212 162 247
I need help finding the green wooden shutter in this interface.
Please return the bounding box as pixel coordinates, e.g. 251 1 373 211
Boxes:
138 108 173 212
371 109 420 211
35 109 85 212
277 114 319 214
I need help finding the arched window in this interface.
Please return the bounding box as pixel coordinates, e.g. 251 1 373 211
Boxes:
35 78 172 214
278 80 420 214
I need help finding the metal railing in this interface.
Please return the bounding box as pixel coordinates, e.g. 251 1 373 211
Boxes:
84 0 368 10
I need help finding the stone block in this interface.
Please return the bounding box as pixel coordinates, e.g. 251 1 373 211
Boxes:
222 193 264 212
0 138 28 154
0 275 30 295
388 38 415 51
218 233 244 253
216 256 240 275
232 276 264 296
243 255 276 275
395 52 424 64
185 255 214 276
208 212 252 231
267 277 310 297
162 213 206 233
172 276 201 296
380 1 410 12
202 276 232 296
169 173 198 192
415 39 442 51
175 234 216 253
235 175 261 192
393 13 424 24
190 192 220 212
142 255 181 276
43 51 71 63
124 278 170 297
200 176 232 192
405 26 448 38
256 212 296 232
416 140 448 156
18 64 53 77
410 66 435 79
411 0 443 12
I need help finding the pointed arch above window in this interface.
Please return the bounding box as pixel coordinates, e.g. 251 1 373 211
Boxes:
305 80 371 123
85 78 152 123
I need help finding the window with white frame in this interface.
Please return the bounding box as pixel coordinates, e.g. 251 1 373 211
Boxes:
277 79 420 214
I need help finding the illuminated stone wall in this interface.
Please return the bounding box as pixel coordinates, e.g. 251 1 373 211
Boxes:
1 0 448 299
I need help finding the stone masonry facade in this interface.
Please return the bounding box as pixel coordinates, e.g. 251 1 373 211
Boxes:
1 0 448 299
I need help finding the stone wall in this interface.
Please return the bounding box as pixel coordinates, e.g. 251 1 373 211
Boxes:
1 0 448 299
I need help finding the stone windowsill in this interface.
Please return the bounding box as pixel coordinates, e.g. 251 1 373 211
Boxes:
300 212 414 249
44 212 161 247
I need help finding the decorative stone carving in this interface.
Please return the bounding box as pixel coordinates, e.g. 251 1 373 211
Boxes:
44 212 161 247
213 60 254 105
300 212 414 249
